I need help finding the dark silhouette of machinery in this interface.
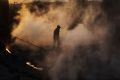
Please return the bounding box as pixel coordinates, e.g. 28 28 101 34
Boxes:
53 25 61 48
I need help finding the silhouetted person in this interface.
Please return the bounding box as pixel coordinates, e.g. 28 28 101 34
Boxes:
53 25 61 48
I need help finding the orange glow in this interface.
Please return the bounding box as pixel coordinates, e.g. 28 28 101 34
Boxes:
9 0 33 4
9 0 70 4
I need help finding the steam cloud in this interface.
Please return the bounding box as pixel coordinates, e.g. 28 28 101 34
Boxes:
10 0 120 80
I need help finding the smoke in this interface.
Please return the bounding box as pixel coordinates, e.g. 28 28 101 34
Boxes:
47 1 120 80
10 0 120 80
12 0 109 46
9 0 34 3
12 0 77 46
9 0 70 3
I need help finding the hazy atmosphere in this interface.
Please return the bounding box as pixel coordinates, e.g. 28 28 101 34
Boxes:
0 0 120 80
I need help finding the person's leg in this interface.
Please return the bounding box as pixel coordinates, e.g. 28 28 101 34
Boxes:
53 38 57 48
56 38 61 48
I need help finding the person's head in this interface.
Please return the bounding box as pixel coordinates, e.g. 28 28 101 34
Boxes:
57 25 61 28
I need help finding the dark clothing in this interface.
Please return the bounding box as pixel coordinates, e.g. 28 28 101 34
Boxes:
54 28 60 40
53 26 61 48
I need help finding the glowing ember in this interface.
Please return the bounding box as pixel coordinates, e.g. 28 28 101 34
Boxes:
6 48 12 54
26 62 43 71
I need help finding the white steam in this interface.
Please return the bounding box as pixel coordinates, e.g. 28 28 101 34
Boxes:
11 1 110 80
